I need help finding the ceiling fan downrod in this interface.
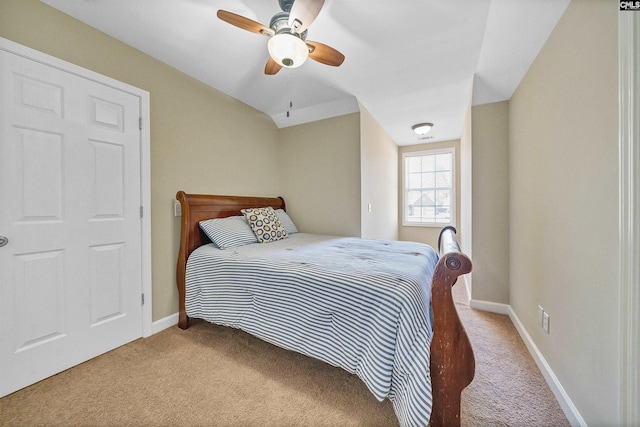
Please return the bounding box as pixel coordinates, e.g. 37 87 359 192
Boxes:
279 0 295 12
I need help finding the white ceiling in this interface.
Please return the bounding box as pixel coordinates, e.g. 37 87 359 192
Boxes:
41 0 570 146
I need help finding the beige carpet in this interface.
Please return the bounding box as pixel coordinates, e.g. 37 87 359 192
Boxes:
0 283 569 427
453 284 570 427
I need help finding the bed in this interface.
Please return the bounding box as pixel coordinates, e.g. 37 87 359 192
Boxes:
175 191 474 427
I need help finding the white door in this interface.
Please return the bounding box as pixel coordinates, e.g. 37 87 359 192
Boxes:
0 49 143 397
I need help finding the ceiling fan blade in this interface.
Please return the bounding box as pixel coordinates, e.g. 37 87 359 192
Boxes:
217 10 274 36
288 0 325 34
306 41 345 67
265 58 283 75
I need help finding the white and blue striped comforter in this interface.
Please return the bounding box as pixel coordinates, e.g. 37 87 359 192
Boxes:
186 233 439 427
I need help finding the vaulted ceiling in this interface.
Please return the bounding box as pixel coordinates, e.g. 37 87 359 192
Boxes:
41 0 570 145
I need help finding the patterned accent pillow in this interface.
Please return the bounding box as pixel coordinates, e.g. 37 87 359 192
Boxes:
275 209 298 234
199 216 258 249
241 207 288 243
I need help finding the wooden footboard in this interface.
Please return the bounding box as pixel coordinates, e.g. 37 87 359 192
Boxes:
429 226 475 427
175 192 474 426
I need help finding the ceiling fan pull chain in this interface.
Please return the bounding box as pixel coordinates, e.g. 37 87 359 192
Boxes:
286 72 292 118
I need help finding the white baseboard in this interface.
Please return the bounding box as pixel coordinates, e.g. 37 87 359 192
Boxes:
507 308 587 427
151 312 179 335
469 298 511 315
470 299 586 427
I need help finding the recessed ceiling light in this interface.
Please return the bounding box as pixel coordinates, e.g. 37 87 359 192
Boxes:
412 122 433 136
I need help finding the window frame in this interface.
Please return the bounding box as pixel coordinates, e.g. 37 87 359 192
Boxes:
402 147 456 228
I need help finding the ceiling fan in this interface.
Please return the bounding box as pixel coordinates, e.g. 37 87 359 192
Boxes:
217 0 345 75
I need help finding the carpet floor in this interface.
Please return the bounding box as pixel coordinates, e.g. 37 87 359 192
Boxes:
0 283 569 426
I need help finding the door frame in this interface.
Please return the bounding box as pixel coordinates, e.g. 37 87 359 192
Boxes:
619 11 639 427
0 37 153 338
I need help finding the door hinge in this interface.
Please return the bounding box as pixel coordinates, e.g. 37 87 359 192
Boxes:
141 293 145 306
140 206 144 218
139 117 142 130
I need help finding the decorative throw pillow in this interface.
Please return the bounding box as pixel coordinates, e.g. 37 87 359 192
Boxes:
241 207 288 243
199 216 258 249
275 209 298 234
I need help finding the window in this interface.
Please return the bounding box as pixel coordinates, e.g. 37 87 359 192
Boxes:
402 148 455 227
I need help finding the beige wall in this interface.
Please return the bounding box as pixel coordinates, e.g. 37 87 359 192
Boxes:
278 113 362 237
359 103 398 240
471 101 509 304
509 0 619 424
0 0 281 321
397 140 461 249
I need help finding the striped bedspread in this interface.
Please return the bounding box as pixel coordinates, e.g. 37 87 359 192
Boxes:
186 233 439 427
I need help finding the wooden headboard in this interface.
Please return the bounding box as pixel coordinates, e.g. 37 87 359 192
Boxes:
175 191 286 329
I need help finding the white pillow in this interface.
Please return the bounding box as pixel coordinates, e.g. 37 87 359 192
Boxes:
241 207 288 243
275 209 298 234
199 216 258 249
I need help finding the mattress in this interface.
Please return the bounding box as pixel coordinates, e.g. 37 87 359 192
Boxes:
186 233 439 426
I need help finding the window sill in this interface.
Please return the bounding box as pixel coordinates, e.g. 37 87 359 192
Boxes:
402 222 453 228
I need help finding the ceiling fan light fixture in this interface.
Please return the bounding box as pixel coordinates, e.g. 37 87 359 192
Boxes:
268 33 309 68
412 122 434 136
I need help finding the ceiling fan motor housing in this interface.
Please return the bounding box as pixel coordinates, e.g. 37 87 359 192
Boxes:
269 12 307 40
